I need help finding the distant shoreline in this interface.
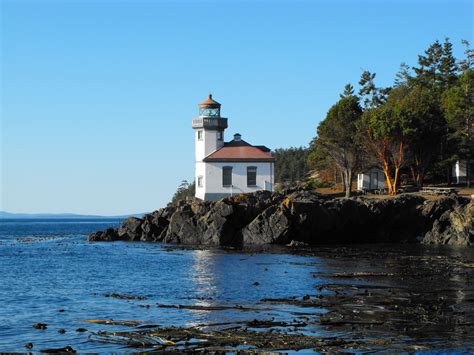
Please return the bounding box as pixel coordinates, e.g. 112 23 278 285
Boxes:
0 212 145 220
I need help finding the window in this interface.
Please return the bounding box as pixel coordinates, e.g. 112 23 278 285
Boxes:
247 166 257 186
217 131 223 141
197 130 203 140
222 166 232 187
197 176 203 188
199 108 220 117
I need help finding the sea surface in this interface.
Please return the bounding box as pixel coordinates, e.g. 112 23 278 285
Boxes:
0 218 473 352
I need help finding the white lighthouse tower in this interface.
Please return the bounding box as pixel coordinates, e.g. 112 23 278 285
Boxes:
192 95 228 200
192 94 275 201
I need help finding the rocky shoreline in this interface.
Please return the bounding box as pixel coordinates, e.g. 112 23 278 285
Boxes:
89 190 473 247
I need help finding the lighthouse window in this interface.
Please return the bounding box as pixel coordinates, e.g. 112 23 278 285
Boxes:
197 130 203 140
197 176 203 188
247 166 257 186
222 166 232 187
217 131 223 141
199 108 220 117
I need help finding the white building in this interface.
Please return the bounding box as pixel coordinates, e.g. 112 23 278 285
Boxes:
452 159 473 184
192 94 275 201
357 167 385 191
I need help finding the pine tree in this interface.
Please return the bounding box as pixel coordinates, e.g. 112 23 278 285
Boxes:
340 83 355 98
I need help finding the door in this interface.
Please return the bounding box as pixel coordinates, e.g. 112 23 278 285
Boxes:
370 171 378 190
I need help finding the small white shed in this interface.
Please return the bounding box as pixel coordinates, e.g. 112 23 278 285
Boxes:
452 159 473 184
357 168 385 191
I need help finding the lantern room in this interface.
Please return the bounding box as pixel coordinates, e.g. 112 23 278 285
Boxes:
198 94 221 117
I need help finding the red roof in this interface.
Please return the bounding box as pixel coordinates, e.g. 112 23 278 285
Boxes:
198 94 221 108
203 145 275 162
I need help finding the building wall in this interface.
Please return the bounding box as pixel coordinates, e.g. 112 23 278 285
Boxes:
452 160 473 183
195 129 224 161
195 161 274 200
357 168 385 190
195 161 206 200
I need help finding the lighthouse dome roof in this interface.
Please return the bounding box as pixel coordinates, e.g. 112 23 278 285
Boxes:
198 94 221 108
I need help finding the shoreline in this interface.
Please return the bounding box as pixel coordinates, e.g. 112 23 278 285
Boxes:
89 189 473 247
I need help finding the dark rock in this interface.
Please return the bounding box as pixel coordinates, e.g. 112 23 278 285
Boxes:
243 205 292 245
141 214 169 242
288 240 310 247
89 227 118 242
89 190 473 247
75 328 87 332
58 329 66 334
25 343 33 349
117 217 143 241
32 323 47 329
423 202 473 246
40 346 76 353
164 203 200 244
104 292 147 300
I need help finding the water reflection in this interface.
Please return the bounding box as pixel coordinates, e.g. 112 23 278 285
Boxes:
187 250 216 326
186 249 322 328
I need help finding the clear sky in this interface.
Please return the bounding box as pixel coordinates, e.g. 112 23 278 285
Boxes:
1 0 472 215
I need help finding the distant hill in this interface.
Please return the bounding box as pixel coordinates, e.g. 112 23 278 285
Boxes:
0 211 145 219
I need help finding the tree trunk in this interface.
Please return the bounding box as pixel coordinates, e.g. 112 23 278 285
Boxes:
392 167 400 195
344 169 353 198
411 156 424 187
410 166 417 186
389 141 405 195
382 159 394 195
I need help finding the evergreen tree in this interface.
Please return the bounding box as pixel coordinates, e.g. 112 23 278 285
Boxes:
273 147 309 184
171 180 195 204
442 70 474 186
440 38 458 89
459 40 474 73
412 38 458 91
358 71 390 108
340 83 355 98
397 85 445 186
413 40 444 89
314 94 364 197
394 63 412 87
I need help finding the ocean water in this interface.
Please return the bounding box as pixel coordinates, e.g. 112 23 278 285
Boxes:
0 218 473 352
0 218 322 352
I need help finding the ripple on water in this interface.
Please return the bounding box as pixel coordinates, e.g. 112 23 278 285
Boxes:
0 219 473 352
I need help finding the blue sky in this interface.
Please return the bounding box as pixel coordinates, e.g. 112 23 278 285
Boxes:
1 0 472 215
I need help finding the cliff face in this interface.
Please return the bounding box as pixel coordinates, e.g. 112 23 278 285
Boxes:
89 190 473 247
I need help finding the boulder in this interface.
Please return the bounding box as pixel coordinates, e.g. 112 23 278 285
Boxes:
242 205 292 245
88 227 119 242
140 214 169 242
117 217 143 241
423 202 473 246
163 204 200 244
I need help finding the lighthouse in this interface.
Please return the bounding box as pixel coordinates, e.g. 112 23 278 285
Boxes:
192 94 275 201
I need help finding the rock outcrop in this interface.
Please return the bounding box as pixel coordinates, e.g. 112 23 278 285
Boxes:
89 190 473 247
422 199 473 246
